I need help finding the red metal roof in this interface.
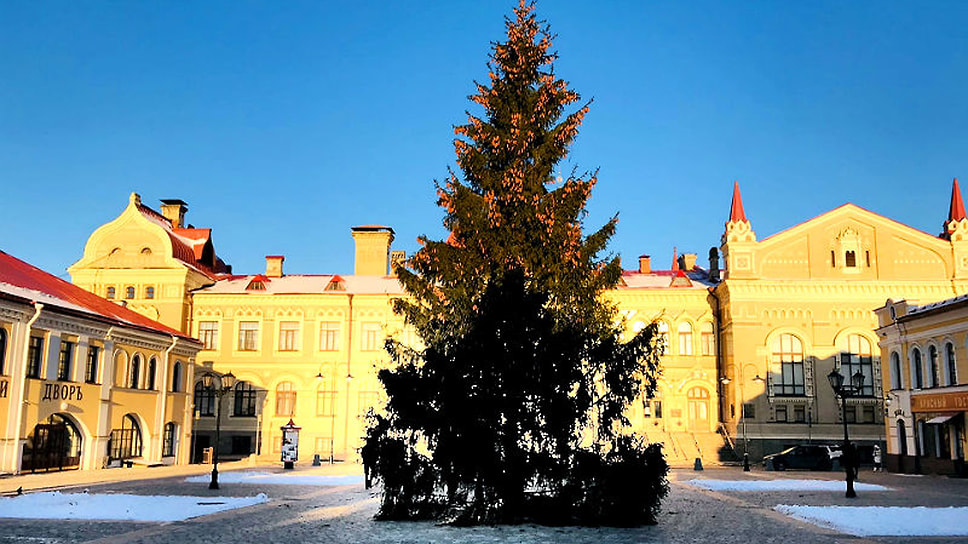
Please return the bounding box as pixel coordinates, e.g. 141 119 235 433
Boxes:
0 250 195 340
949 177 966 222
729 180 748 223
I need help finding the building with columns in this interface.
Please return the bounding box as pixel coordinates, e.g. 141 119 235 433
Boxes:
0 250 201 474
67 179 968 466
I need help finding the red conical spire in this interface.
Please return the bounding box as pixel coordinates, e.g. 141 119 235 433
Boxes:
729 180 747 223
671 246 679 272
949 178 966 222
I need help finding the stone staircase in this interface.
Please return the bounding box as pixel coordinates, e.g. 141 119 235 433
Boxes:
640 428 740 467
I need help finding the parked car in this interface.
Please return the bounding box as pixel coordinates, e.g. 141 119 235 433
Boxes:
763 445 840 471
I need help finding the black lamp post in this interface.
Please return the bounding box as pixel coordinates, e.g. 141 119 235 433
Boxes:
202 371 236 490
827 367 865 499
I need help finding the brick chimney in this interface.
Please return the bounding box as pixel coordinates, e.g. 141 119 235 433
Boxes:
159 199 188 229
351 225 395 276
266 255 285 278
638 255 651 274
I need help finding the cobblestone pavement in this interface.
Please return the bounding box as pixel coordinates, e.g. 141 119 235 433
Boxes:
0 465 966 543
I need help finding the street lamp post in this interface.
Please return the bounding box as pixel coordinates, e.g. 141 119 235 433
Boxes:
722 367 765 472
827 367 865 499
202 371 236 490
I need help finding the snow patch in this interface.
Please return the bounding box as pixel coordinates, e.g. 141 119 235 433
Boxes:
0 492 268 521
775 505 968 536
687 479 890 492
185 472 364 486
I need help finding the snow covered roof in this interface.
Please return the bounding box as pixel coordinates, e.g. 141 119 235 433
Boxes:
195 274 405 296
618 268 716 290
0 250 196 340
905 294 968 318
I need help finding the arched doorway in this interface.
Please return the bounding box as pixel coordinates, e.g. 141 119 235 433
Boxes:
687 387 710 432
22 414 82 472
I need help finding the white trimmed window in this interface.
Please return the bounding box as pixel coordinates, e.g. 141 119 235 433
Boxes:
700 322 715 356
279 321 300 351
238 321 259 351
361 322 382 352
199 321 219 350
319 322 340 351
678 322 693 355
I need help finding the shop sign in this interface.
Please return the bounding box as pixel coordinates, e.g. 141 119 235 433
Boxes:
41 382 84 402
911 391 968 412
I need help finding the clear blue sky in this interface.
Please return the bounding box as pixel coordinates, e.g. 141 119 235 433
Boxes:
2 2 967 278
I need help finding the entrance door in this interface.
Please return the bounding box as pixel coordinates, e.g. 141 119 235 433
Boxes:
22 414 81 472
687 387 710 432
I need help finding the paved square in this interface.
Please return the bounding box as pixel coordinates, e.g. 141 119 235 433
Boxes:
1 465 966 543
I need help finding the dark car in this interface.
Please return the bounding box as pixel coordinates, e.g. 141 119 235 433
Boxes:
763 445 839 471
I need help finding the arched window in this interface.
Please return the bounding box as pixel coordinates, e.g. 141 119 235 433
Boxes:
234 381 257 416
0 328 6 375
840 334 874 396
678 322 693 355
945 342 958 386
772 333 805 396
113 351 127 386
275 382 296 417
109 414 142 460
129 355 141 389
162 422 177 457
897 420 908 456
890 352 903 390
125 286 135 299
656 321 670 354
171 362 183 392
145 286 155 299
700 322 715 356
929 345 940 388
194 381 215 416
106 286 116 299
912 348 924 389
146 357 157 390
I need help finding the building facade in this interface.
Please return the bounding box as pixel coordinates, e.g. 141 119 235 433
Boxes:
714 181 968 461
69 180 968 465
0 250 201 474
875 296 968 475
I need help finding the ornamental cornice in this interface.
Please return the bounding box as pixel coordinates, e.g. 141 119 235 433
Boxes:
0 304 28 322
721 281 959 299
35 315 109 339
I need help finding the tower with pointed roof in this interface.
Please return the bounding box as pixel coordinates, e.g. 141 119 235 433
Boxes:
941 178 968 281
720 180 757 280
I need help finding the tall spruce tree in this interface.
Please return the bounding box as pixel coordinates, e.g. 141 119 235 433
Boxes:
364 1 667 526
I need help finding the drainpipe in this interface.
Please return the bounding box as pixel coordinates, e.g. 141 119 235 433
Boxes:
708 287 726 425
153 335 178 462
343 294 354 461
6 303 43 474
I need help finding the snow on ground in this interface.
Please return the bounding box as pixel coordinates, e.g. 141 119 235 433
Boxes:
0 491 268 521
687 479 890 492
775 505 968 536
185 471 364 486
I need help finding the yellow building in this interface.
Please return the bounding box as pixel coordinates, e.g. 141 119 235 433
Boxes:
70 181 968 465
0 250 201 474
188 235 406 464
607 252 723 463
874 297 968 475
715 180 968 461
